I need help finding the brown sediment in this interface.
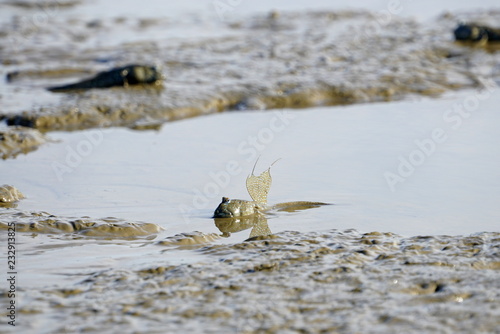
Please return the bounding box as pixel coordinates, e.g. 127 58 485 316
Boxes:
18 229 500 333
2 9 500 138
0 210 162 238
0 185 25 203
46 65 163 92
0 126 47 159
156 231 221 247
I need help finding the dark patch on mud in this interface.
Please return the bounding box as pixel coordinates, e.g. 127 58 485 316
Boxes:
47 64 163 92
454 23 500 43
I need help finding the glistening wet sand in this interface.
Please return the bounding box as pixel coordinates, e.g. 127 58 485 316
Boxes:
11 230 500 333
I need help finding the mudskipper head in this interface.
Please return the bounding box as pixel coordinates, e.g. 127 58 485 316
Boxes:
213 197 233 218
213 159 279 218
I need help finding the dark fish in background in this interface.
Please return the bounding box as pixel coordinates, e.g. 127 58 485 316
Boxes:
454 23 500 44
47 64 163 92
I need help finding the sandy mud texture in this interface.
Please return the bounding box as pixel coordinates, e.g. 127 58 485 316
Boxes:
1 9 500 133
0 185 25 209
0 209 162 238
9 229 499 333
0 126 47 159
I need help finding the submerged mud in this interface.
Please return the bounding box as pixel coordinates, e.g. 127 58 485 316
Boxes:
0 209 161 238
157 231 222 248
0 126 47 159
8 229 499 333
1 9 500 134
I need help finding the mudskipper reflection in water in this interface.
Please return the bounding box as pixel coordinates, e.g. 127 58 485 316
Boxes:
213 160 329 238
215 213 271 238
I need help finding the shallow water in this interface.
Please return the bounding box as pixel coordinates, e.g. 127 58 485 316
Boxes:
1 91 499 334
1 1 500 333
3 92 500 236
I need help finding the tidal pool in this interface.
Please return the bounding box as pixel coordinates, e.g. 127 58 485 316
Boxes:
3 90 500 235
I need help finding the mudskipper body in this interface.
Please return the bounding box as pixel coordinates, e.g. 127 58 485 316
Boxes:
213 160 328 237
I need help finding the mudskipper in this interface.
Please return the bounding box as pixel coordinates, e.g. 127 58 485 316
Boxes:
213 160 329 238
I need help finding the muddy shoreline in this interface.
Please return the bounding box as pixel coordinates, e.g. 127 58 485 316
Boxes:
6 229 499 333
1 3 500 333
2 10 500 137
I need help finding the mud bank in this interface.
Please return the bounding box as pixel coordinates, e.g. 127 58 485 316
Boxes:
0 126 47 159
7 229 499 333
0 185 24 204
2 9 500 134
1 3 499 333
0 209 161 238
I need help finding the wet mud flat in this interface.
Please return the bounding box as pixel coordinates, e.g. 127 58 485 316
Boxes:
1 3 500 333
0 126 47 159
0 88 499 332
2 7 500 137
0 209 161 238
2 229 498 333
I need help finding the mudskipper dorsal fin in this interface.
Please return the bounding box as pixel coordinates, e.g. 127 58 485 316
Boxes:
245 158 280 205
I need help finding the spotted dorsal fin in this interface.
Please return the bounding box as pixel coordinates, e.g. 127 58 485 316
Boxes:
245 158 280 204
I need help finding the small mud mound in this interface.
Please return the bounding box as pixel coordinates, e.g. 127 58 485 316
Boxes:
0 126 47 159
156 231 221 248
0 210 162 238
0 185 25 204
